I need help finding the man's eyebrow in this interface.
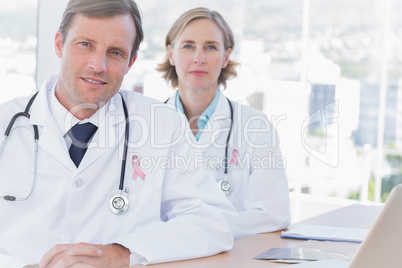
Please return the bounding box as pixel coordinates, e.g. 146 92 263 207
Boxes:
73 36 97 43
109 46 129 56
109 46 125 51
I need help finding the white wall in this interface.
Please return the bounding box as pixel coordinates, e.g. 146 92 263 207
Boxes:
36 0 68 90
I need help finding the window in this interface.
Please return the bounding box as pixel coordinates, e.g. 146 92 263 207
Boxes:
21 0 402 215
0 0 38 103
132 0 402 207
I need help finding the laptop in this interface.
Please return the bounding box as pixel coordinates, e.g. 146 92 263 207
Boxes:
282 184 402 268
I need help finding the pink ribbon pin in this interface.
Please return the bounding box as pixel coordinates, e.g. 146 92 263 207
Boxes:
132 155 146 181
229 149 238 167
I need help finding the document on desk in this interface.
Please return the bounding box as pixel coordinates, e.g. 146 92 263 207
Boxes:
295 240 360 255
281 224 369 243
254 247 352 262
278 259 350 268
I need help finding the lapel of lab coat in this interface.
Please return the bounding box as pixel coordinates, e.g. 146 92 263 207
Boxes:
167 90 232 152
197 90 232 152
29 79 76 170
29 78 125 172
77 93 125 172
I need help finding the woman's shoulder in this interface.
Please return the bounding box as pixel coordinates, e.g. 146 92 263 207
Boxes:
230 101 269 121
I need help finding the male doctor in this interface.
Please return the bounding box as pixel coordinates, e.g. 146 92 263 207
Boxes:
0 0 236 267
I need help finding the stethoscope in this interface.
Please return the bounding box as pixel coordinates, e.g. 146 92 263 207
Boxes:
0 91 39 202
169 93 235 195
218 97 234 195
0 91 131 215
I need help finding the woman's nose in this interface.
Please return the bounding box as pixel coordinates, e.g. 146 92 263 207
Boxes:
193 50 205 65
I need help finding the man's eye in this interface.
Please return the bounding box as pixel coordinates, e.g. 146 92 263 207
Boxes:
80 42 90 47
111 51 121 56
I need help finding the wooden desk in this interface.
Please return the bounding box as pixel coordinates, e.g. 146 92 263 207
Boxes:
291 203 383 229
131 203 383 268
132 232 301 268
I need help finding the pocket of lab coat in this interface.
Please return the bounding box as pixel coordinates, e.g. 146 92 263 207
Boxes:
103 188 160 242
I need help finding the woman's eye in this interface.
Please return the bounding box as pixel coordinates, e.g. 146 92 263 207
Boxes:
207 45 217 50
183 44 193 49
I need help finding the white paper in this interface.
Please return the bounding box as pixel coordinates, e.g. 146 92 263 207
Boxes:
295 240 360 255
281 225 369 243
278 259 350 268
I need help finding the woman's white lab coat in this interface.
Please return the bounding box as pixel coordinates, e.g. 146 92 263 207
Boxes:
0 76 236 267
167 90 291 239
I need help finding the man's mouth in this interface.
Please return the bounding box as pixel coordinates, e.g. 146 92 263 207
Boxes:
82 78 106 85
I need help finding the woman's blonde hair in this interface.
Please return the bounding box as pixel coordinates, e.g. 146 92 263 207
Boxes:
156 7 238 89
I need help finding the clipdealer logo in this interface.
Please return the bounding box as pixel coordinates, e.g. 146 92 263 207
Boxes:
125 151 287 175
301 100 339 168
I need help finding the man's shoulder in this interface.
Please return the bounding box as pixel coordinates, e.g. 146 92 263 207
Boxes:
119 90 185 123
0 95 34 115
0 95 36 135
119 90 160 105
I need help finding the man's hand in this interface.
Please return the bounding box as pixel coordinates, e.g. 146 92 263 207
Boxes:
38 242 130 268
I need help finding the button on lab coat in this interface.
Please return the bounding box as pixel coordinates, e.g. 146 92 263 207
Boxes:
167 90 291 239
0 76 236 267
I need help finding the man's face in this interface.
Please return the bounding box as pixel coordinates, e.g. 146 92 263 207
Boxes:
54 14 137 119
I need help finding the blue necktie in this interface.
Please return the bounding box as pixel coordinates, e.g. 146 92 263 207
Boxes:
68 123 98 167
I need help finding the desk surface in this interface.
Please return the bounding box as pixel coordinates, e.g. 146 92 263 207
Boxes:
131 203 383 268
133 232 301 268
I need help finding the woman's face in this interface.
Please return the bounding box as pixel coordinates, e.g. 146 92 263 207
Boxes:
168 18 231 93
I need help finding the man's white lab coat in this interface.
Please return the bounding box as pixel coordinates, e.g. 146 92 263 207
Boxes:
0 76 236 267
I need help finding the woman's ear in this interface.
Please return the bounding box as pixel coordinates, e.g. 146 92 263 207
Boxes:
222 48 232 68
167 45 175 66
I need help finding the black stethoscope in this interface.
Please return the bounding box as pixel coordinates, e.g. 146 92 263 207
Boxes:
0 91 131 215
219 97 234 195
168 93 235 195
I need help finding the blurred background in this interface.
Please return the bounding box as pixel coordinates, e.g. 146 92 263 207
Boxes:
1 0 401 221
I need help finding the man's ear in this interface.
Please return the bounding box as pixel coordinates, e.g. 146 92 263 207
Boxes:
55 30 63 59
126 52 138 73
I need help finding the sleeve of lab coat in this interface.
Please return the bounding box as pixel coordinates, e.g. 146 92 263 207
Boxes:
0 253 28 268
234 113 291 239
0 98 36 268
111 116 237 265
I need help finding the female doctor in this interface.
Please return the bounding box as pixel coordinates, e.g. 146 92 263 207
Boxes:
157 7 291 239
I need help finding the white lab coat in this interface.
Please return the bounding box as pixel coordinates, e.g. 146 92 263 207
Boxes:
167 90 291 239
0 76 236 267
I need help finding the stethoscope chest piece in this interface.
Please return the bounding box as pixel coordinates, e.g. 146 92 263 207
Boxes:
218 177 232 195
109 192 129 215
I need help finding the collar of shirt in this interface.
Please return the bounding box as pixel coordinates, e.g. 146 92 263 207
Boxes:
48 84 110 148
175 89 220 141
